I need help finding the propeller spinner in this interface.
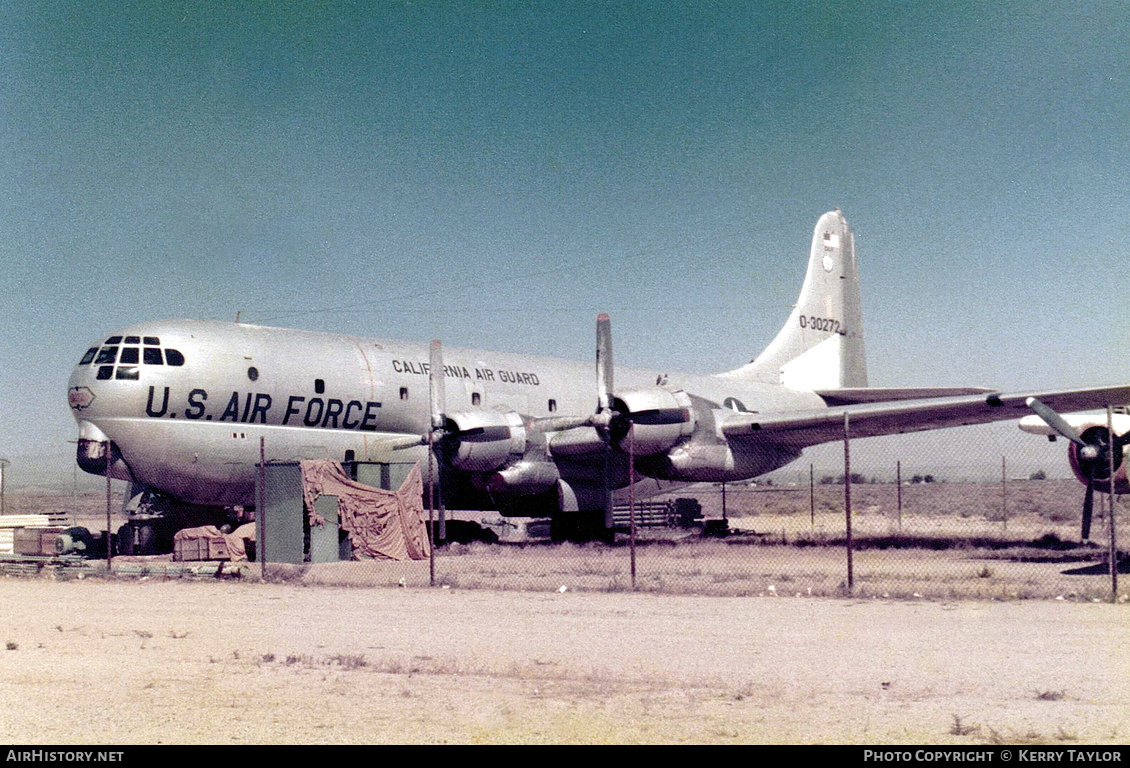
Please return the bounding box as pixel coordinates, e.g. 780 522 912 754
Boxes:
1026 398 1127 541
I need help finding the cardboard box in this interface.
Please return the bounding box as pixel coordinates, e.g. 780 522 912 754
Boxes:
173 536 229 562
13 528 64 557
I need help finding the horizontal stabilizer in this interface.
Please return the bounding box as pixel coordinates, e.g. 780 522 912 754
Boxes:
815 387 995 407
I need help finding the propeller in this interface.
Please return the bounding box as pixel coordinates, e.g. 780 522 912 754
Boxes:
428 339 447 543
595 313 615 529
1026 398 1127 541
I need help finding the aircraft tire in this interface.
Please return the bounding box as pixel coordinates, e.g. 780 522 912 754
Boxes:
135 523 157 556
116 524 135 556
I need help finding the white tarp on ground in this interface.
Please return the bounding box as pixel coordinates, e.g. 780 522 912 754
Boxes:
300 460 430 561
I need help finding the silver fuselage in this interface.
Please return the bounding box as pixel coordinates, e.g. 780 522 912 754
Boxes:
68 319 821 506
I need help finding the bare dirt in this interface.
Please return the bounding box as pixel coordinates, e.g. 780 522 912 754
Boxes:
2 484 1128 744
1 575 1127 745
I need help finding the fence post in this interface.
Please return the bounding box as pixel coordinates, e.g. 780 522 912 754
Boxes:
1109 407 1119 600
896 459 902 530
629 425 639 589
809 463 815 531
844 413 853 593
427 432 436 587
105 441 113 567
258 436 266 581
1001 456 1008 533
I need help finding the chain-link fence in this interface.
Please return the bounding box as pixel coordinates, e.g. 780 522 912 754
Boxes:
7 421 1121 600
233 421 1126 602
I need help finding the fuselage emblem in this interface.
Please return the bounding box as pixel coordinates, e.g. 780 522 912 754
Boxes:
68 386 95 411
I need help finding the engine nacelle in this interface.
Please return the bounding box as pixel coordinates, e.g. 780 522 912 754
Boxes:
443 410 527 472
485 460 561 494
611 388 695 455
1068 423 1130 494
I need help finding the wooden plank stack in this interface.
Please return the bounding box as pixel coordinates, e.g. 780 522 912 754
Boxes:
0 515 57 554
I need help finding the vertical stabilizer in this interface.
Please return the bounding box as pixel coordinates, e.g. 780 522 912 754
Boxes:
722 210 867 390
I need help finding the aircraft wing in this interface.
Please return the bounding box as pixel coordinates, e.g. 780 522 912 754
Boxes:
719 385 1130 450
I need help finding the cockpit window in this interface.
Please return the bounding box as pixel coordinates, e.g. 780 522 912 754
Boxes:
82 337 181 377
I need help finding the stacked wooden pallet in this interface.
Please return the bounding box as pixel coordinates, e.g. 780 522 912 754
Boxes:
0 515 55 554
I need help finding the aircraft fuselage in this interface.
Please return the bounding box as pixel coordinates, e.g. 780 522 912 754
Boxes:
68 319 821 508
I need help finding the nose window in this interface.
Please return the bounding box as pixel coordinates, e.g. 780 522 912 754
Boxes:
82 337 185 379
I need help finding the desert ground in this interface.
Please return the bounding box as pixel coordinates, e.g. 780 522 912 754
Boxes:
1 484 1128 745
0 576 1128 745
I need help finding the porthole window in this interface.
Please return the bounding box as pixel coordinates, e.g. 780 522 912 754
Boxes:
472 392 481 406
548 399 557 413
315 378 325 394
400 387 409 401
248 366 259 382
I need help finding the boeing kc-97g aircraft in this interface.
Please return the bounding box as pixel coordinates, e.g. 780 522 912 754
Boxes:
67 210 1130 550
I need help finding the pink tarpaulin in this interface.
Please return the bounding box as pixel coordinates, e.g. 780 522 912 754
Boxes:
300 460 430 561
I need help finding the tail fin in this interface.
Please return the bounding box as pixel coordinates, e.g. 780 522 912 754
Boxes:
722 210 867 390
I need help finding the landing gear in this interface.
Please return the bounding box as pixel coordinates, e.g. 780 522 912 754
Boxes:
116 523 135 556
115 518 161 556
116 484 234 555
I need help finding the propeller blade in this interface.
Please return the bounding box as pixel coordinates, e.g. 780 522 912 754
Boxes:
595 313 616 531
429 340 446 430
1082 467 1095 542
427 340 447 542
596 313 613 415
1026 398 1087 446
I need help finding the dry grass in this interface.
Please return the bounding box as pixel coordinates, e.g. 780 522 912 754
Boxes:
5 482 1127 601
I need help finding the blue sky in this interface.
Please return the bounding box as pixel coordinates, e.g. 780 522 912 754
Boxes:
2 2 1128 485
